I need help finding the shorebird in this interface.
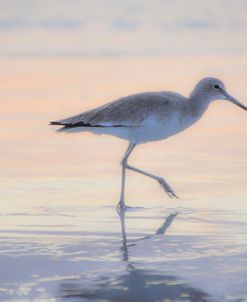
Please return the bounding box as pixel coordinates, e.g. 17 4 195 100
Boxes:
50 77 247 210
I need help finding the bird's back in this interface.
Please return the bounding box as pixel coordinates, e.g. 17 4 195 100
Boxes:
51 91 187 128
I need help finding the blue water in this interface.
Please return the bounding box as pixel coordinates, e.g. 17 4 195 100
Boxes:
1 204 247 302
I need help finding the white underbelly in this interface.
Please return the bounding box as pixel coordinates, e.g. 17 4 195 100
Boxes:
117 125 179 144
124 114 193 144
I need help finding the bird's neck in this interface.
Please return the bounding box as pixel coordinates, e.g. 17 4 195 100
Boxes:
190 88 214 105
186 94 211 120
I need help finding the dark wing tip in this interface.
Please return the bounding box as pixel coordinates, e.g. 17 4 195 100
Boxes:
49 121 126 128
49 121 63 126
49 121 90 127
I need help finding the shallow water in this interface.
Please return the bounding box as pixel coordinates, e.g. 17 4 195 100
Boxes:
1 57 247 302
1 204 247 302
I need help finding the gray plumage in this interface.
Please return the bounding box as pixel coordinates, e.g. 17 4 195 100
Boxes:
50 91 187 128
50 77 247 144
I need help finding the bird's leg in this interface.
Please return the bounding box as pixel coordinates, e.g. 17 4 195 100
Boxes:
126 164 178 198
117 143 136 212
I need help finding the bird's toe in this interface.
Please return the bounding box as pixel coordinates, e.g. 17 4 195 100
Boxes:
158 178 179 199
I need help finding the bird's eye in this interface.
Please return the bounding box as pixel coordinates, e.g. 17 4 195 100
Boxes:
214 84 220 90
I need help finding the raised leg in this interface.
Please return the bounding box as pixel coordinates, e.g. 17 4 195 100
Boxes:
126 164 178 198
117 143 136 212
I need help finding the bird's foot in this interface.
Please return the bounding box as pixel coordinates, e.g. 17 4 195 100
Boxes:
158 178 179 199
116 201 144 214
116 201 127 214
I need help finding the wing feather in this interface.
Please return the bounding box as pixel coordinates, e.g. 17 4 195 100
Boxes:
50 91 185 128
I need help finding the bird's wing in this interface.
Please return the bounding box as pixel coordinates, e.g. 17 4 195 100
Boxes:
50 92 185 128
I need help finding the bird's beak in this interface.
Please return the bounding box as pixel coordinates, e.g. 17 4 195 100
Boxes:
222 90 247 111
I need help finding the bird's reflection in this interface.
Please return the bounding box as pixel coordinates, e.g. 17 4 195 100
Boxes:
61 209 210 302
119 208 179 263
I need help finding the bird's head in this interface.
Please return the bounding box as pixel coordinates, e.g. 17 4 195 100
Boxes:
191 77 247 111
